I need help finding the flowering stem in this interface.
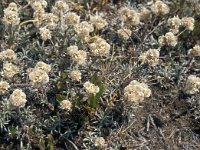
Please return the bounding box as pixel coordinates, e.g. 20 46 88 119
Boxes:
19 20 37 27
177 28 187 37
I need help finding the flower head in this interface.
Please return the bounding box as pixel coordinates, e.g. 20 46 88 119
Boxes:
28 68 49 85
94 137 106 147
188 45 200 56
60 100 72 111
139 7 152 22
117 28 132 40
39 27 51 41
124 80 151 102
83 81 99 95
167 16 181 33
35 61 51 73
185 75 200 94
158 32 177 47
44 13 59 30
75 21 94 38
119 7 140 26
69 70 82 81
139 49 160 66
151 0 170 15
3 63 19 78
0 81 10 94
3 3 20 26
181 17 195 31
64 12 80 26
9 89 27 107
89 37 110 56
90 15 108 30
0 49 16 61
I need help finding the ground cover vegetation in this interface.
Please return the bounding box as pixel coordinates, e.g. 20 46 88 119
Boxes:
1 0 200 149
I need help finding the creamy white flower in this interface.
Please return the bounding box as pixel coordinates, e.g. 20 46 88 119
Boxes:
158 32 177 47
119 7 140 26
60 100 72 111
94 137 106 147
3 63 19 78
39 27 51 41
54 0 69 11
67 45 79 54
0 81 10 94
75 21 94 37
168 16 181 28
33 9 46 27
44 13 59 30
139 7 152 22
139 49 160 66
117 28 132 40
28 68 49 85
124 80 151 102
168 16 181 33
151 0 170 15
7 2 18 11
185 75 200 94
3 9 20 25
181 17 195 31
69 70 81 81
188 45 200 56
35 61 51 73
89 37 110 56
0 49 16 60
9 89 27 107
67 46 87 65
64 12 80 25
32 1 45 11
83 81 99 95
90 15 108 30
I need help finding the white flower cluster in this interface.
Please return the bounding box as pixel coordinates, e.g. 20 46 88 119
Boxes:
52 0 69 15
35 61 51 73
63 12 80 26
43 13 59 30
2 62 19 78
31 0 47 27
167 16 195 33
83 81 99 95
117 28 132 40
124 80 151 102
9 89 27 107
67 45 87 65
185 75 200 95
69 70 82 82
39 27 52 41
151 0 170 15
3 2 20 26
158 32 177 47
90 15 108 30
0 49 16 61
182 17 195 31
188 45 200 56
75 21 94 38
28 61 51 85
31 0 47 10
89 37 110 56
139 7 152 22
0 81 10 94
60 100 72 111
139 49 160 66
94 137 106 147
119 7 140 26
167 16 181 33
